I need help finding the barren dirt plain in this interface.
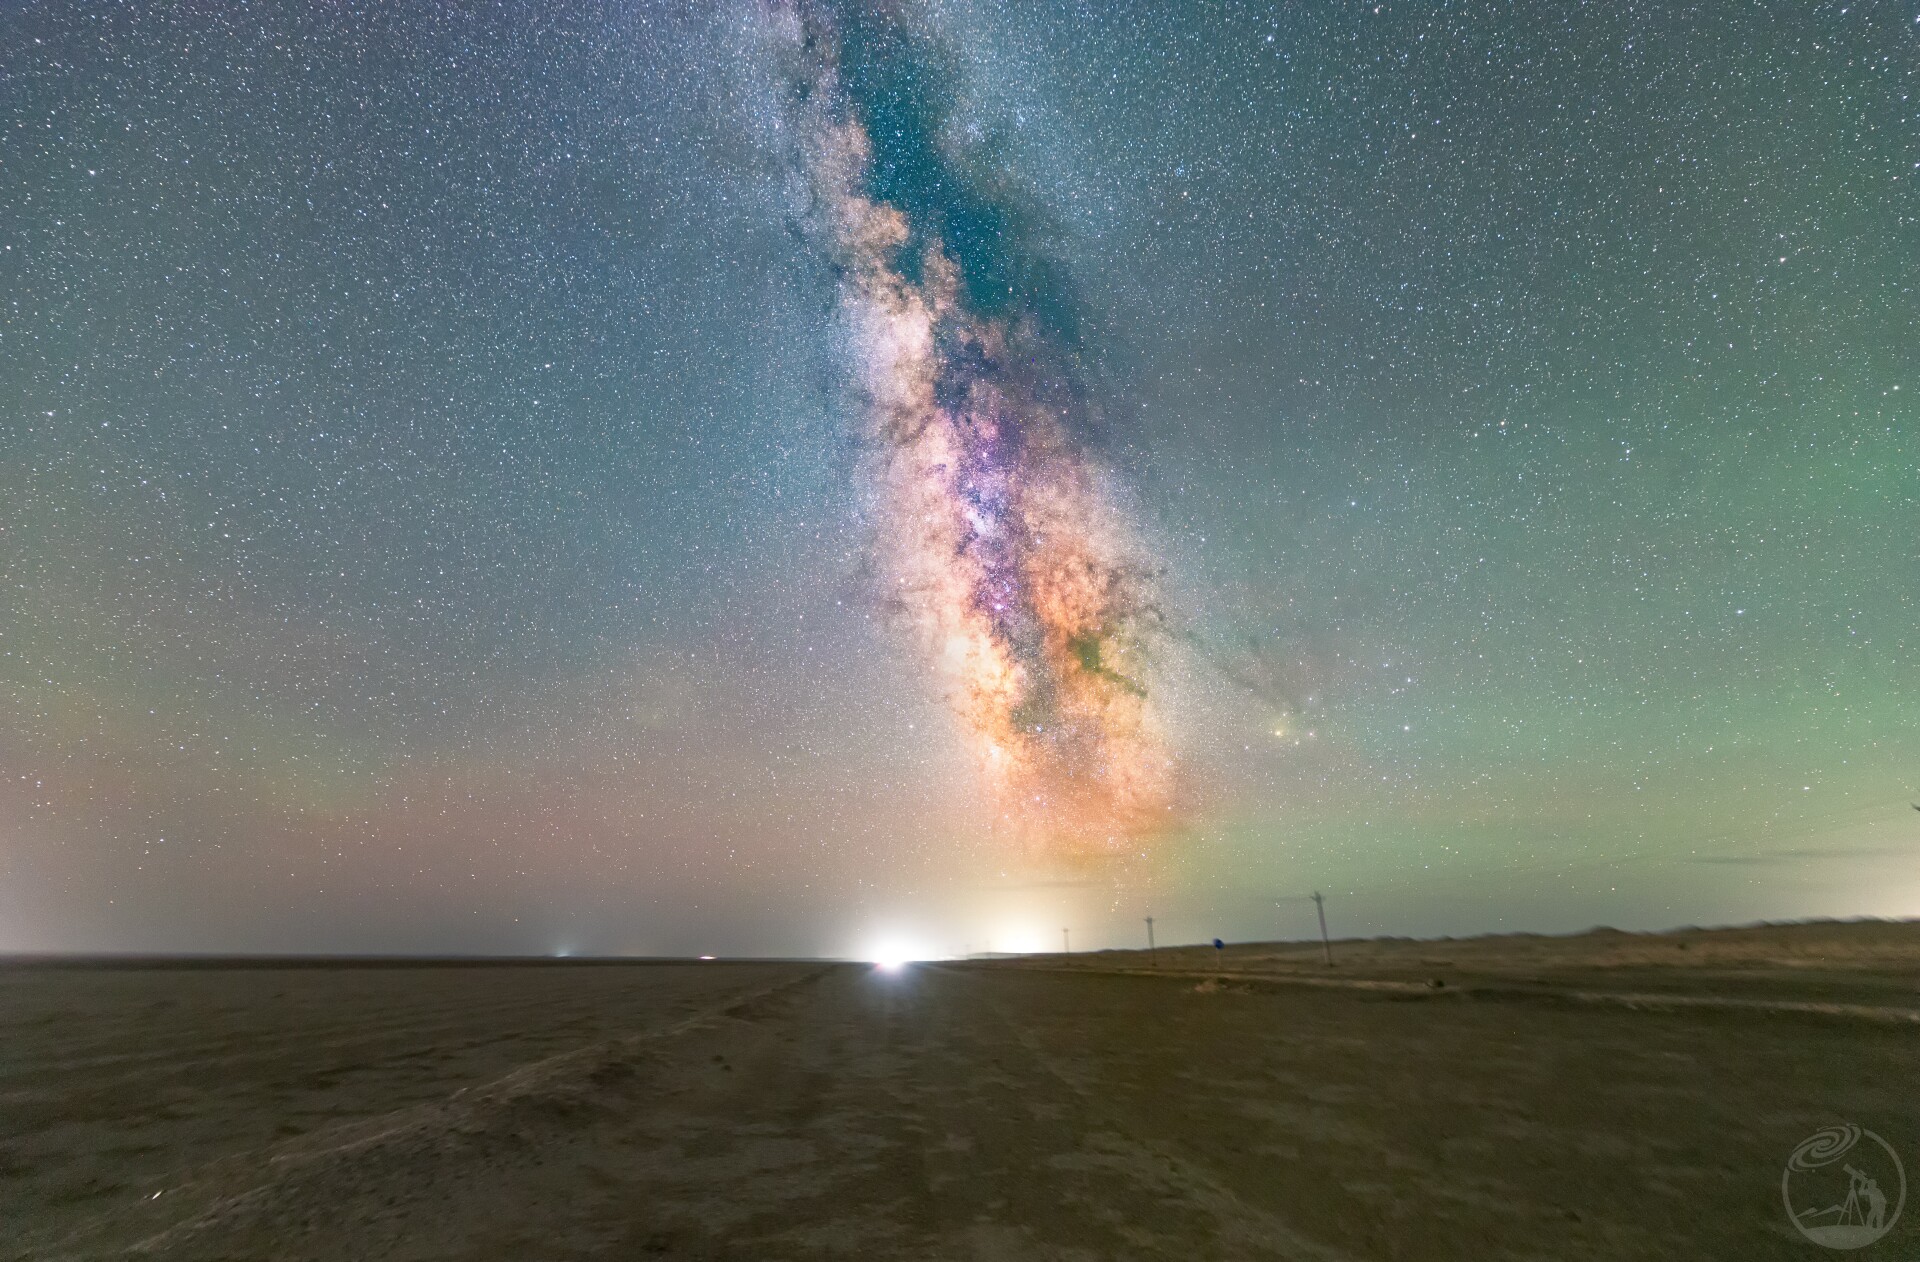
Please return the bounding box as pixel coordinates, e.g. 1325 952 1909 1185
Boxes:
7 921 1920 1260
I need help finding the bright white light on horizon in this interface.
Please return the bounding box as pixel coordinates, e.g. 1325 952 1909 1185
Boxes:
866 933 940 969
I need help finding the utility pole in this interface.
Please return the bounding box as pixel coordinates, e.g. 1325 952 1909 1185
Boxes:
1062 927 1070 954
1312 891 1333 966
1145 915 1157 967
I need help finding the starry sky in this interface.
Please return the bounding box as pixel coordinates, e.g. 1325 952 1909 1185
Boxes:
3 0 1915 958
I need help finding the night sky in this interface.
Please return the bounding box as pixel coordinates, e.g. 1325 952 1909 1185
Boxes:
3 1 1915 958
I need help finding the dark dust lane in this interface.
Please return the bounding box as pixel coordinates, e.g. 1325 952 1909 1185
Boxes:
18 962 1918 1260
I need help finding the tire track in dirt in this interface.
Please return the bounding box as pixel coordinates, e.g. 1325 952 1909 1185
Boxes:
934 966 1356 1262
16 966 831 1262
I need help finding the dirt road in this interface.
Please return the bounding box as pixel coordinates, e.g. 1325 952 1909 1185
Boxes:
6 954 1914 1259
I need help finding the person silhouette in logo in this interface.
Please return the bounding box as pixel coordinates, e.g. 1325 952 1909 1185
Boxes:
1861 1166 1889 1229
1841 1165 1888 1228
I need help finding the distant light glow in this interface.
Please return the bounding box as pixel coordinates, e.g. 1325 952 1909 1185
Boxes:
992 926 1049 956
866 933 939 969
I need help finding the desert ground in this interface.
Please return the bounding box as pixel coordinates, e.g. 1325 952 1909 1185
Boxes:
6 921 1919 1260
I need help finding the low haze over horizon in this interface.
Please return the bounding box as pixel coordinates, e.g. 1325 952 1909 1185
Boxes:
4 0 1915 959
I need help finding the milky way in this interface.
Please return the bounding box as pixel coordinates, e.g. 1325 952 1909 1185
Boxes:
765 2 1176 860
